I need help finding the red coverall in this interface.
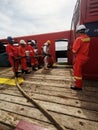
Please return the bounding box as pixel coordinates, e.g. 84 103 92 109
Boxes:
26 44 38 67
18 45 28 71
72 34 90 88
6 44 19 73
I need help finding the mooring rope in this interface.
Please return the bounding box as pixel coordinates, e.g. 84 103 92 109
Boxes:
15 77 66 130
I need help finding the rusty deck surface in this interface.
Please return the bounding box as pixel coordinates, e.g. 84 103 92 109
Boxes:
0 66 98 130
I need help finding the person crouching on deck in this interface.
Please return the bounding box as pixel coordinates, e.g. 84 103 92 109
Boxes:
71 24 90 90
6 36 19 77
18 40 31 74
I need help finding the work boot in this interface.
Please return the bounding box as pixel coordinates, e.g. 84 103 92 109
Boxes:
71 86 82 90
21 69 31 74
32 67 37 71
21 69 25 74
44 67 49 70
15 72 18 77
38 65 42 69
15 72 21 77
25 70 31 74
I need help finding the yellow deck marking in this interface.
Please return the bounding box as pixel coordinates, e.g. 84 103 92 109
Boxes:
0 77 24 86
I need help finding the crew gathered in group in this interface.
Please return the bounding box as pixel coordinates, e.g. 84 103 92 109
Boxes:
6 37 52 77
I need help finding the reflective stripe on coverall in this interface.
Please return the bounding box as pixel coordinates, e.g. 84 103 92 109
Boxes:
72 34 90 88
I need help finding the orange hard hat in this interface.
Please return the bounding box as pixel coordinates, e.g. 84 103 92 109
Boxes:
47 40 51 44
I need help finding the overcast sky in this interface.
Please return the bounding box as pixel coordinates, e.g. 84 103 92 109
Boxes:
0 0 77 39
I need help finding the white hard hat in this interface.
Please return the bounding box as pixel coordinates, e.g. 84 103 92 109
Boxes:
31 40 35 43
76 24 86 32
20 39 26 45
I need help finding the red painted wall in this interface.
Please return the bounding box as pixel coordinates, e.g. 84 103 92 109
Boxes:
83 37 98 79
80 0 98 79
81 0 98 23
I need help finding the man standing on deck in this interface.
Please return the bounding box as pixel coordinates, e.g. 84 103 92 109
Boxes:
71 24 90 90
42 40 51 70
18 39 31 74
6 36 19 77
26 40 38 71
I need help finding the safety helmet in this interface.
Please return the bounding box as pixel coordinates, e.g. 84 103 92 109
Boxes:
31 40 35 43
27 40 31 44
47 40 51 44
76 24 86 32
20 39 26 45
7 36 14 44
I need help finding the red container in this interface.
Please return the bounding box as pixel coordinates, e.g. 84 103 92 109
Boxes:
15 120 49 130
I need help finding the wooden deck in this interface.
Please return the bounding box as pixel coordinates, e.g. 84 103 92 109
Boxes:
0 66 98 130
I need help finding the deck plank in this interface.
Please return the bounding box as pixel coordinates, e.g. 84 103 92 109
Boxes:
0 95 98 121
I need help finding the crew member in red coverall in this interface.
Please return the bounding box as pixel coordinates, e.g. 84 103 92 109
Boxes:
71 24 90 90
6 36 19 77
18 40 30 74
26 40 38 71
